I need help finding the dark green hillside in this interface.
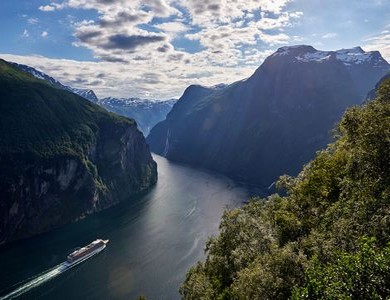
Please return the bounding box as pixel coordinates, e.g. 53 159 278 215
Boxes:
0 59 132 158
0 59 157 244
181 79 390 299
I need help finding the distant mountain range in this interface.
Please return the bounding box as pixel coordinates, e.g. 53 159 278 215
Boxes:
11 62 176 136
99 97 176 136
0 59 157 244
147 45 390 187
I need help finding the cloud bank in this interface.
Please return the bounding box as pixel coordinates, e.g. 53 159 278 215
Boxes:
9 0 305 98
7 0 389 99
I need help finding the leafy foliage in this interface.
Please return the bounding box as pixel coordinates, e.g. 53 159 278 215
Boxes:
291 237 390 300
181 78 390 299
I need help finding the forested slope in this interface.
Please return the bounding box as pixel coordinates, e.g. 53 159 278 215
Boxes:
181 79 390 299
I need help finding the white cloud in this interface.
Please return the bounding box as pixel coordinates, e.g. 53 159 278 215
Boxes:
39 5 56 11
22 29 29 38
34 0 303 98
142 0 181 18
256 12 302 30
28 18 39 25
259 32 290 45
0 53 259 99
41 31 48 38
39 3 66 11
363 31 390 61
322 32 337 39
41 0 301 65
176 0 292 26
154 21 189 36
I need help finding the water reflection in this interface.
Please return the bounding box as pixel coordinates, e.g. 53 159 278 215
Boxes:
0 155 259 299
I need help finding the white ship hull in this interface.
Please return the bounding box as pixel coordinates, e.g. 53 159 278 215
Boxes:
64 239 108 268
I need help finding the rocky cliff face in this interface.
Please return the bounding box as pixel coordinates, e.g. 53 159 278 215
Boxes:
0 60 157 245
0 125 156 244
148 45 389 187
366 73 390 100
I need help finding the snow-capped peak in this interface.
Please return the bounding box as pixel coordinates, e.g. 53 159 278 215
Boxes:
295 48 373 65
270 45 387 67
334 48 374 65
11 62 62 86
272 45 316 56
296 52 332 63
99 97 177 108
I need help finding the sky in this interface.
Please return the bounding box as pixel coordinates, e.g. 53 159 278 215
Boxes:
0 0 389 99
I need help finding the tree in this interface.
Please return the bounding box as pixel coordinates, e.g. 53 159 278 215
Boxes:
181 79 390 299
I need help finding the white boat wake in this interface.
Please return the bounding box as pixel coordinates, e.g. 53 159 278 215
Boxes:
0 263 68 300
1 240 107 299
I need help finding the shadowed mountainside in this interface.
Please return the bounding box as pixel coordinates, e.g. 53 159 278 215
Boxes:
0 59 157 245
148 45 389 187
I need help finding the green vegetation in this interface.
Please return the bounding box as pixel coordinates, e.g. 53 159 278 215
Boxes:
0 59 133 160
0 58 137 189
0 59 157 244
291 237 390 299
181 79 390 299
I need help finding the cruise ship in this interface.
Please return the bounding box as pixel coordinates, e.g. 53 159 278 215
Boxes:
65 239 109 267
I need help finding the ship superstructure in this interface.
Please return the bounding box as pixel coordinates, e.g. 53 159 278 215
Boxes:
65 239 109 266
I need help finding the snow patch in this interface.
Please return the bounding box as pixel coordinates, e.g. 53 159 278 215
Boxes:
269 45 386 68
296 52 331 62
335 48 373 65
295 48 376 65
100 97 177 108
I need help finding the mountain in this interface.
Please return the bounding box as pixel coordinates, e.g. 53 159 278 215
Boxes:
147 45 389 187
181 77 390 300
11 62 99 103
366 73 390 100
10 62 176 136
0 59 157 245
99 97 177 136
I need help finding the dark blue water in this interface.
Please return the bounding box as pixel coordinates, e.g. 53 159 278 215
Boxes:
0 155 258 299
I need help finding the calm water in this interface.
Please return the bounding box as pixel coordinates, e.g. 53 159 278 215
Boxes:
0 155 260 299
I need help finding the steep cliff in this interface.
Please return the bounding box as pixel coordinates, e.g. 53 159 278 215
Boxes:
0 59 157 245
148 45 389 187
366 73 390 100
